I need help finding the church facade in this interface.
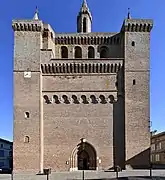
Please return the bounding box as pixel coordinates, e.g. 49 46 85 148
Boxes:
12 0 153 174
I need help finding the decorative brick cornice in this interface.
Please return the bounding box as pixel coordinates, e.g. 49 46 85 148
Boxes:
12 20 43 32
43 94 117 104
41 62 122 74
121 19 153 32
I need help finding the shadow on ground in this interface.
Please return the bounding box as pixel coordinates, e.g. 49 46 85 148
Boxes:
70 177 165 180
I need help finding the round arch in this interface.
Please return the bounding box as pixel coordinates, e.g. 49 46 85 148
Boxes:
100 46 109 58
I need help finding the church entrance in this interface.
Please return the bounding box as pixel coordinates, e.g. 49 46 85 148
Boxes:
70 139 97 171
78 150 90 170
77 139 97 170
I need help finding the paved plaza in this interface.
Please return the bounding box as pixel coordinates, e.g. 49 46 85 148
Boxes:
0 170 165 180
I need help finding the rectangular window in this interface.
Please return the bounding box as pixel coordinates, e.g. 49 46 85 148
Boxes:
0 150 4 157
9 151 12 157
0 162 4 167
151 144 155 151
150 154 154 163
156 142 162 150
155 154 160 162
0 144 3 148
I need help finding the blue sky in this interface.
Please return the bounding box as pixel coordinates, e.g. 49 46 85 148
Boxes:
0 0 164 141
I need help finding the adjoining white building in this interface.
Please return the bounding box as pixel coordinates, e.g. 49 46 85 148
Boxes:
0 138 13 171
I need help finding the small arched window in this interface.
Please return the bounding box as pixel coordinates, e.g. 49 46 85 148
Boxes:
24 136 30 143
100 46 109 58
43 95 51 104
88 46 95 58
75 46 82 58
61 46 68 58
25 112 30 119
81 95 89 104
83 17 87 33
99 95 107 104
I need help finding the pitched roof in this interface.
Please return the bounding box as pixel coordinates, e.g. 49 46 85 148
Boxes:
0 138 13 145
152 131 165 139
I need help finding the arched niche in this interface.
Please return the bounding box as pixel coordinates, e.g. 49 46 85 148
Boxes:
75 46 82 59
88 46 95 58
100 46 109 58
61 46 68 58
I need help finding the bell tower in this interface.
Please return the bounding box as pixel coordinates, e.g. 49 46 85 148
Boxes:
77 0 92 33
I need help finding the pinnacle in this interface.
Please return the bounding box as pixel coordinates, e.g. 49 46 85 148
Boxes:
78 0 92 21
81 0 89 12
127 8 131 19
82 0 88 9
83 0 87 5
33 6 39 20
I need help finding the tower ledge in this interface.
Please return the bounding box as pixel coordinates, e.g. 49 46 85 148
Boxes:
121 19 153 32
12 20 43 32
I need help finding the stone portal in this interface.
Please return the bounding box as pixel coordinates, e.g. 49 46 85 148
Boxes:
70 139 97 171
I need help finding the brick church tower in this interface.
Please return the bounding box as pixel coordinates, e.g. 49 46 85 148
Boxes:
12 0 153 174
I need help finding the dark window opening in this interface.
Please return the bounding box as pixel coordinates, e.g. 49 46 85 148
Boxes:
62 95 70 104
133 79 136 85
24 136 30 143
100 47 109 58
90 95 98 104
99 95 107 104
81 95 89 104
0 144 3 148
25 112 30 119
109 95 115 104
83 17 87 33
75 46 82 58
53 95 60 104
0 150 4 157
51 32 53 39
43 95 51 104
61 46 68 58
88 46 95 58
132 41 135 46
43 31 48 38
72 95 80 104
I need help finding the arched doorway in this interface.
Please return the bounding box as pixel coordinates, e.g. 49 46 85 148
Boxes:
78 150 89 170
70 139 97 171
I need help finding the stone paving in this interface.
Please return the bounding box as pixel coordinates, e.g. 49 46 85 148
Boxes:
0 170 165 180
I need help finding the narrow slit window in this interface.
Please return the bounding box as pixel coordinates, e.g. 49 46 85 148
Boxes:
25 112 30 119
132 41 135 46
133 79 136 85
83 17 87 33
